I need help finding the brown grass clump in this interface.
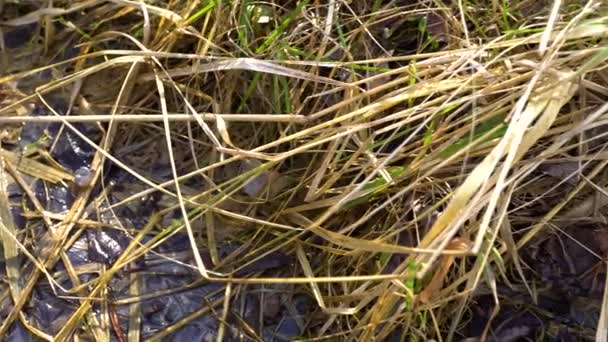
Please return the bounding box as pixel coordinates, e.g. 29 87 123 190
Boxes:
1 0 608 340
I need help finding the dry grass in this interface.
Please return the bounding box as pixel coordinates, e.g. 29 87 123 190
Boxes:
1 0 608 340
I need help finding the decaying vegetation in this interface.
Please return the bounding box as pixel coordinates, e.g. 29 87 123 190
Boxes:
1 0 608 340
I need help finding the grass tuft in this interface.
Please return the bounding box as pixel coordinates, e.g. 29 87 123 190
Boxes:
1 0 608 340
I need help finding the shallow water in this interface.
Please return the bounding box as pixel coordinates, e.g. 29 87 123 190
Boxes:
0 97 312 340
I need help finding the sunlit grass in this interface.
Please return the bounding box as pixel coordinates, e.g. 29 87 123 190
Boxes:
0 0 607 340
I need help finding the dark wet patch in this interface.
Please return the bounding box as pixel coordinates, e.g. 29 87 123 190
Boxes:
7 178 27 229
2 24 37 49
524 225 607 297
51 123 100 173
16 101 100 173
73 166 94 189
16 69 53 91
45 183 75 214
66 235 92 267
464 224 606 341
164 322 218 341
17 106 54 150
1 97 309 341
30 284 76 335
466 292 595 341
86 229 130 265
262 294 313 341
138 275 223 339
232 250 293 276
5 321 34 342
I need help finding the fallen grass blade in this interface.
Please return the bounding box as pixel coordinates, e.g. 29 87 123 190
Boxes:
1 1 608 340
598 263 608 342
0 150 73 183
0 155 23 307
